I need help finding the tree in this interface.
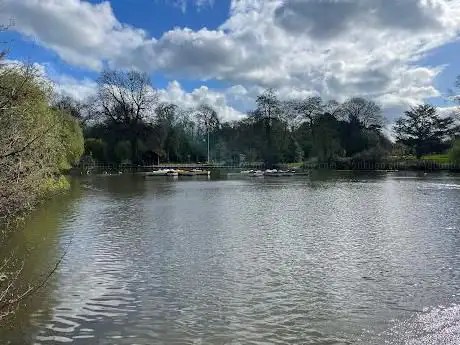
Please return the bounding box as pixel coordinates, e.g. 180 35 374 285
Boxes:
196 104 220 163
0 62 83 219
341 97 384 130
82 86 398 167
53 95 92 125
84 138 107 162
449 139 460 165
293 96 324 127
394 104 459 158
451 76 460 110
95 69 157 164
312 112 342 161
252 89 284 166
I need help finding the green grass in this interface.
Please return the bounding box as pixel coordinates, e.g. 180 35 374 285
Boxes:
39 175 71 196
421 154 451 163
287 162 304 168
390 154 452 163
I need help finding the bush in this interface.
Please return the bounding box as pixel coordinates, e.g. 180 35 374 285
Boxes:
449 140 460 165
85 138 107 162
0 64 84 222
351 146 389 164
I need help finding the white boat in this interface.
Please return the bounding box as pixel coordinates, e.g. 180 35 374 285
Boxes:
240 170 264 177
264 169 295 177
178 169 210 176
146 169 178 177
248 170 264 177
191 169 211 176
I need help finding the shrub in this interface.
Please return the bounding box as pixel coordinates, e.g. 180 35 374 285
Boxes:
449 140 460 165
0 64 84 222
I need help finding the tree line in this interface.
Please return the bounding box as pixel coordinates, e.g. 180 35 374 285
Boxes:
0 63 459 226
64 69 460 169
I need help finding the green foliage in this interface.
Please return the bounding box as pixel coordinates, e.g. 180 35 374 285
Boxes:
351 146 388 164
82 73 460 170
56 110 84 170
394 104 459 158
84 138 107 162
312 113 343 161
115 141 132 163
84 86 393 167
38 176 71 197
422 154 451 164
0 63 84 221
449 140 460 165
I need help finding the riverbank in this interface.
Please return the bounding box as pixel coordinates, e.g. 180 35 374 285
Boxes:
302 159 460 172
71 157 460 176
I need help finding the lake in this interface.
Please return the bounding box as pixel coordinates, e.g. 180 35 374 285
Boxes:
1 172 460 344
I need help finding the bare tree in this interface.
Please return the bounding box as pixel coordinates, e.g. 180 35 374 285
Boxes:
196 104 220 163
95 69 158 163
293 96 324 127
341 97 384 129
1 243 70 320
254 89 282 124
52 95 93 125
97 69 157 124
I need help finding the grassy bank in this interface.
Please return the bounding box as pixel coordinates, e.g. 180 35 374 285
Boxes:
300 155 460 172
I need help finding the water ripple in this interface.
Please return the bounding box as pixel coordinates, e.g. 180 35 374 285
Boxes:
1 175 459 344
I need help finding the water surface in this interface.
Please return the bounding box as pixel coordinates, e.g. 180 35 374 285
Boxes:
1 172 460 344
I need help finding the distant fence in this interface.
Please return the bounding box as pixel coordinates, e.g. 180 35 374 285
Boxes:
71 162 266 175
304 159 460 172
71 159 460 175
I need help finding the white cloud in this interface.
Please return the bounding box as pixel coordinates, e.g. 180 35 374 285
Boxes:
157 81 246 121
163 0 214 13
53 75 98 102
3 0 460 121
42 66 459 124
43 70 244 122
438 106 460 119
1 0 147 70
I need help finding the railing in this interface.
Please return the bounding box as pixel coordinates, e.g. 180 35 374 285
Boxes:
72 159 460 175
71 162 267 175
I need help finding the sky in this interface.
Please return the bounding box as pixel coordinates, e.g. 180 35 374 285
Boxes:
1 0 460 122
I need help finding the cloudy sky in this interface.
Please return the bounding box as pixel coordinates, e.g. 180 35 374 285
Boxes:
1 0 460 121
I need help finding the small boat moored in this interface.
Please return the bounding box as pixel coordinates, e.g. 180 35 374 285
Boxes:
146 169 179 177
240 170 264 177
263 169 295 177
178 169 211 177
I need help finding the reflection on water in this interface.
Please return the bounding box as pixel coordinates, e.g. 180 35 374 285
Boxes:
1 172 460 344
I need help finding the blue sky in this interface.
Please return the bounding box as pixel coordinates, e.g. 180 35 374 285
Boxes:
1 0 460 120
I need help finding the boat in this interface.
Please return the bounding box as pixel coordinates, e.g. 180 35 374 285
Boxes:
192 169 211 176
248 170 264 177
264 169 295 177
178 169 211 177
240 170 264 177
178 170 195 176
146 169 178 177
